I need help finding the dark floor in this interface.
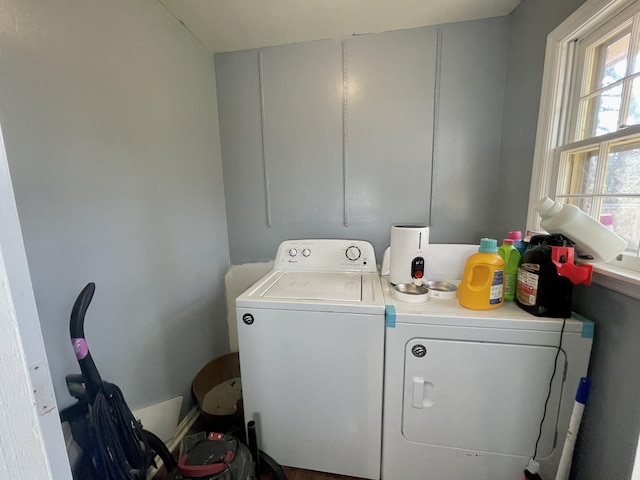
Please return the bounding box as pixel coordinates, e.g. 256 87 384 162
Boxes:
153 415 365 480
282 466 363 480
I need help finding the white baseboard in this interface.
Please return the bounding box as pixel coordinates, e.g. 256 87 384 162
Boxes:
146 406 200 479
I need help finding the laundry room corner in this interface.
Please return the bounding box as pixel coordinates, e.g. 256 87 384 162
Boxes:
225 262 275 351
1 0 639 478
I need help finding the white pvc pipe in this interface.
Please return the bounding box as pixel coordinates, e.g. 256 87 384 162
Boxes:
555 378 590 480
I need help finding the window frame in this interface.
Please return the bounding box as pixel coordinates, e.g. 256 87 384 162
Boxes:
527 0 640 300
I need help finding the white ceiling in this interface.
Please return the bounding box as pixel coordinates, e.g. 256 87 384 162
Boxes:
159 0 522 53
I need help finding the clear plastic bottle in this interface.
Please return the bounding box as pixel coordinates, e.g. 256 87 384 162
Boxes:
535 197 628 263
498 239 520 301
458 238 505 310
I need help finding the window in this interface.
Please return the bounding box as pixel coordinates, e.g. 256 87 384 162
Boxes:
529 0 640 297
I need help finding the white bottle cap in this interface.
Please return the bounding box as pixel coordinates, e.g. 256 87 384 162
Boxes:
526 459 540 474
535 197 561 216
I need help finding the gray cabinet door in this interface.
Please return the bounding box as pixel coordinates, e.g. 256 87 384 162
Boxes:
346 28 437 226
216 18 510 263
261 40 344 227
215 50 271 259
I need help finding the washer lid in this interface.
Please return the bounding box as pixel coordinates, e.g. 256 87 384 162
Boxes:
263 272 363 302
237 271 384 314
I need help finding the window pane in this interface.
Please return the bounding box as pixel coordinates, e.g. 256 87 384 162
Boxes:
596 32 630 89
601 197 640 256
579 84 622 138
625 76 640 126
557 196 593 215
605 141 640 194
559 149 598 195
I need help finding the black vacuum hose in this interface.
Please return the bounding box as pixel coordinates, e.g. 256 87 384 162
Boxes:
143 429 178 474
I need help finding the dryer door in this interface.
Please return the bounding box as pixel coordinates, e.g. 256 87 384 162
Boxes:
402 338 565 457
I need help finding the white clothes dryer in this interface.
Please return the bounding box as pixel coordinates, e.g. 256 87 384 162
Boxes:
381 274 593 480
236 239 385 479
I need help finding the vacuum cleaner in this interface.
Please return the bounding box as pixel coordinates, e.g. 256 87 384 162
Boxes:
61 283 178 479
61 282 285 480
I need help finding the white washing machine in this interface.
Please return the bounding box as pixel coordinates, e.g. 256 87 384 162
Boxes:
236 239 385 479
381 247 594 480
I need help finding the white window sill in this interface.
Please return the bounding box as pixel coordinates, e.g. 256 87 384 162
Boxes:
591 264 640 300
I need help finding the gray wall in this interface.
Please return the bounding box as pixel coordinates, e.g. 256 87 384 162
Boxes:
216 17 509 264
500 1 640 479
496 0 587 234
0 0 230 415
572 285 640 480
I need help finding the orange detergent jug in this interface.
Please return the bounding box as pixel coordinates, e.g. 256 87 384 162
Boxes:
458 238 505 310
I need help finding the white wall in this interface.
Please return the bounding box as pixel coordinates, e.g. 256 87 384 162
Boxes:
0 0 230 420
0 253 55 479
0 122 67 479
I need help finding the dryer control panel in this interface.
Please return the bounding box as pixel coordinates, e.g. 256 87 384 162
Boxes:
274 239 378 272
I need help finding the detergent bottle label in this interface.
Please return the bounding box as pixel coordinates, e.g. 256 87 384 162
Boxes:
516 263 539 306
504 273 514 295
489 270 504 304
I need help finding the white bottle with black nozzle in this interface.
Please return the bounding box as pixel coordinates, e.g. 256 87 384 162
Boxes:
535 197 628 263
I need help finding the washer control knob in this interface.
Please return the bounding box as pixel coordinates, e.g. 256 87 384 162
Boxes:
345 246 362 261
289 248 298 257
302 248 311 257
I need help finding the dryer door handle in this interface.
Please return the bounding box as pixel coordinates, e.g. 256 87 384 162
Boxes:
411 377 435 408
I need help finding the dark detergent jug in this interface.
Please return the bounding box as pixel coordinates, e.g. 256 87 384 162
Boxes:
515 234 593 318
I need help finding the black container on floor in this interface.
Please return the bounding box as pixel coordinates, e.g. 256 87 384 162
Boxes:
177 432 254 480
515 234 592 318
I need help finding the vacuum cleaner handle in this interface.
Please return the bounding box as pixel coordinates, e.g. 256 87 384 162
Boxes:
69 282 103 403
